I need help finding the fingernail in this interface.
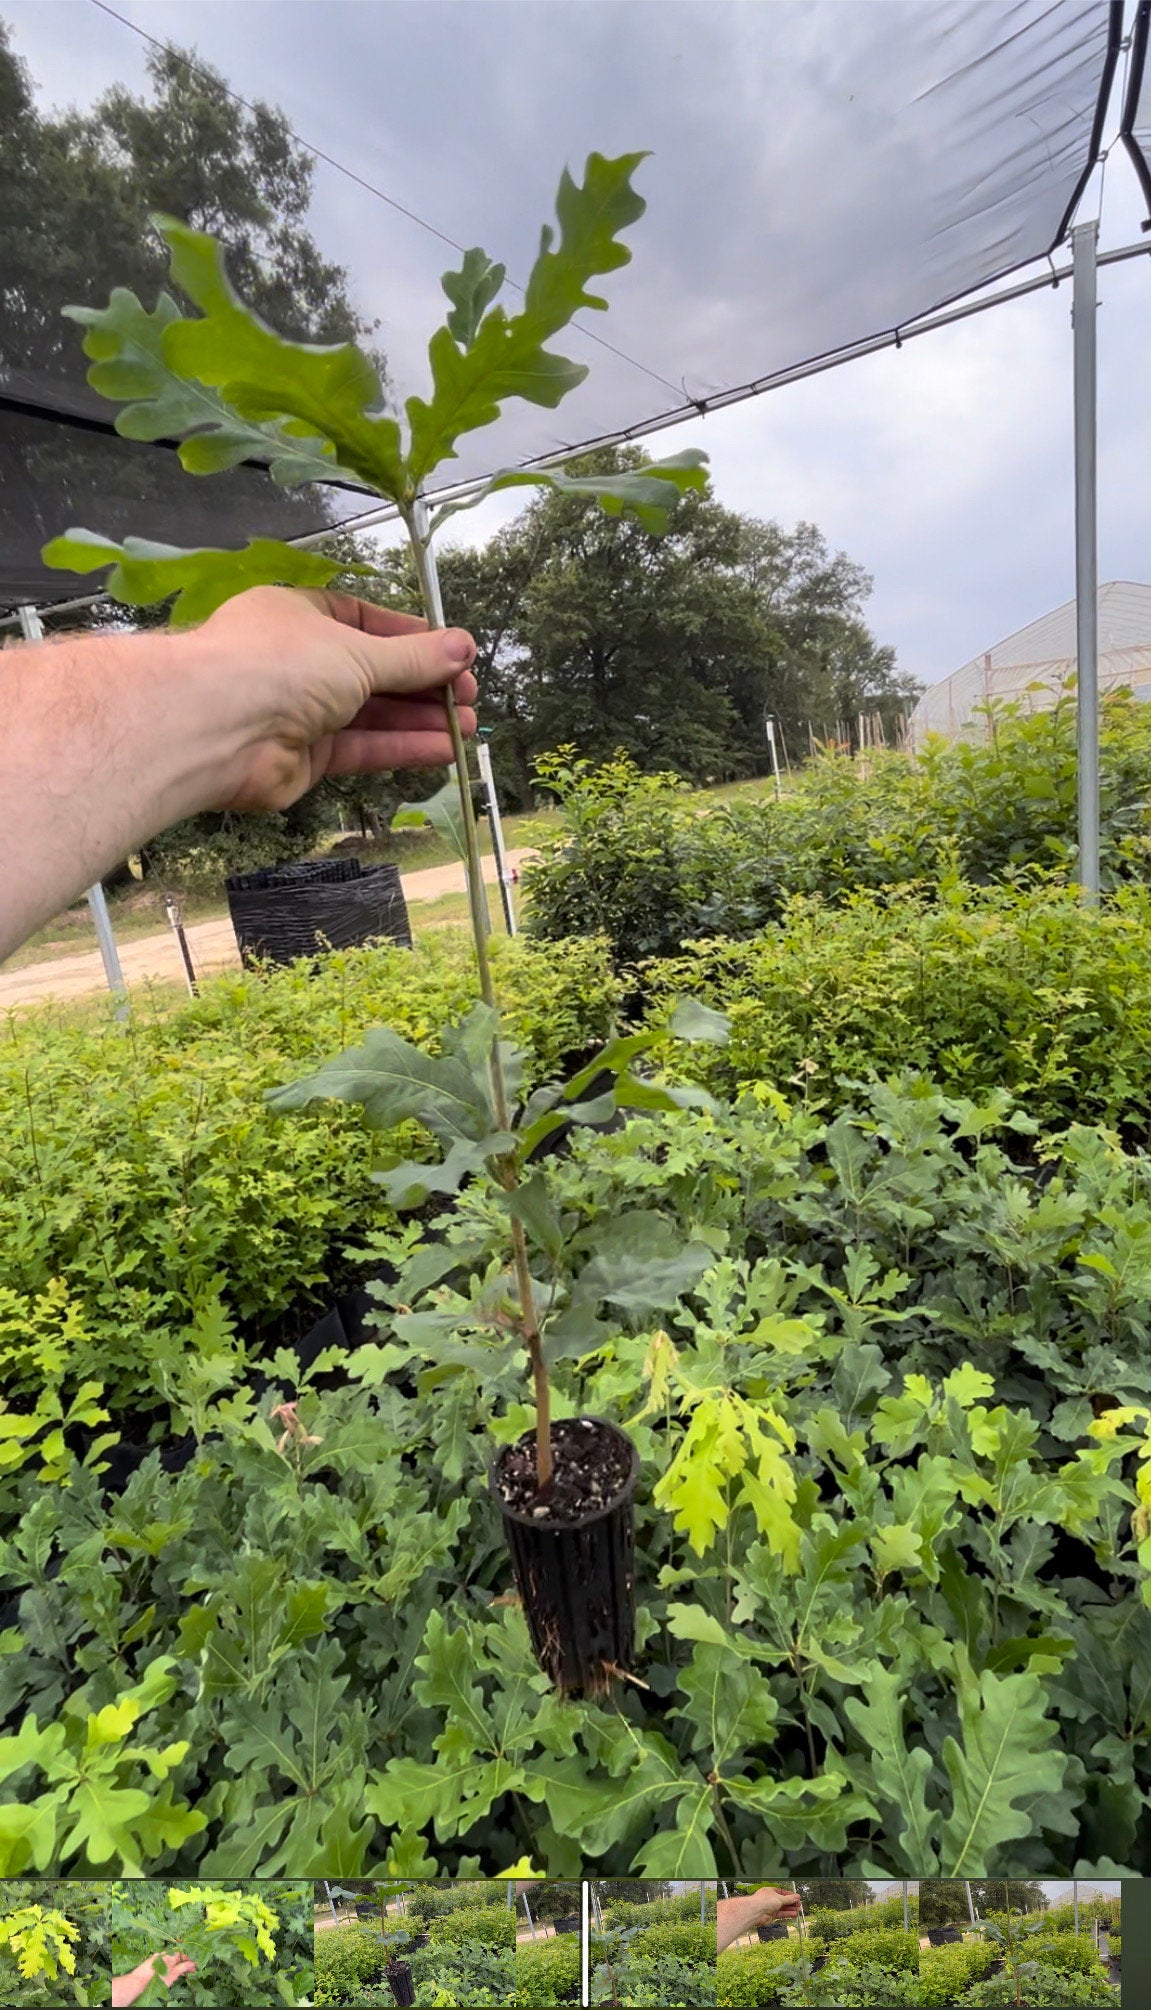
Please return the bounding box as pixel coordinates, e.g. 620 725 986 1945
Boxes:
442 630 474 666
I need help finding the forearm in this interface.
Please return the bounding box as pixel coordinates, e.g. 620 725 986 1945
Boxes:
0 625 235 960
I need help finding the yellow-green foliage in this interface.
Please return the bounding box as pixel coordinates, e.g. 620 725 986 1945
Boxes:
516 1936 581 2005
917 1942 997 2007
313 1923 388 1997
428 1905 516 1950
0 933 620 1401
717 1942 812 2007
629 1920 716 1964
0 1906 79 1981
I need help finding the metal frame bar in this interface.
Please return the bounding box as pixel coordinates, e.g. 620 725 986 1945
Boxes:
6 236 1150 634
1073 221 1100 902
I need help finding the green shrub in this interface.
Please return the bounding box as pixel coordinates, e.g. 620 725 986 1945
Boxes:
0 932 620 1404
526 692 1151 967
1028 1933 1108 1977
313 1924 388 2001
409 1938 515 2006
1109 1934 1121 1961
963 1964 1116 2007
822 1928 918 1975
630 1920 716 1964
917 1942 998 2007
717 1943 804 2007
646 879 1151 1140
428 1904 516 1950
515 1936 581 2005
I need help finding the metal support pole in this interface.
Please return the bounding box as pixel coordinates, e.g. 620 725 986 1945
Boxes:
476 736 516 934
1073 1881 1079 1936
581 1881 589 2008
965 1882 977 1928
903 1882 909 1934
1072 220 1100 903
323 1881 339 1929
522 1891 537 1943
700 1882 706 1926
16 604 129 1013
164 895 198 996
764 714 782 800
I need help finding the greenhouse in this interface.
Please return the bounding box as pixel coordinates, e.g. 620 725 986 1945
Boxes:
2 0 1151 1893
908 581 1151 745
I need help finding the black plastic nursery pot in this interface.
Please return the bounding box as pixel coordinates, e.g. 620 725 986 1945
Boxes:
925 1929 963 1945
553 1915 581 1937
757 1923 790 1942
490 1416 640 1697
385 1960 415 2008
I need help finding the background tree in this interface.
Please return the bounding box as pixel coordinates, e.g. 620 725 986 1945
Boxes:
389 448 914 809
0 14 392 884
793 1881 875 1911
919 1881 1047 1928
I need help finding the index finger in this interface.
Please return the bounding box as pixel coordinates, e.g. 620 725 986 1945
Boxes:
304 590 429 637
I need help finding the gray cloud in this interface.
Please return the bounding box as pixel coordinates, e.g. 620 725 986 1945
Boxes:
6 0 1147 685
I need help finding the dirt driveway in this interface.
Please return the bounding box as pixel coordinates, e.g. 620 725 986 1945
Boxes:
0 850 533 1010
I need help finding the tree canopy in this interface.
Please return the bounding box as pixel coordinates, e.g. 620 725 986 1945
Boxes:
366 447 915 809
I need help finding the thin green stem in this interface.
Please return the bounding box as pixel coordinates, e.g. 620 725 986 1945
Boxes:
403 501 551 1488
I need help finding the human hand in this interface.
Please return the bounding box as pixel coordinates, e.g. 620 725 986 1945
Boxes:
194 586 478 812
716 1887 802 1953
111 1952 197 2006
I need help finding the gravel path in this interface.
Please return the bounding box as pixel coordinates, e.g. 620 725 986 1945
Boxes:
1 849 533 1010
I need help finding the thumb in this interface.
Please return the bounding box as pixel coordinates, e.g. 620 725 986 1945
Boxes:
355 625 475 697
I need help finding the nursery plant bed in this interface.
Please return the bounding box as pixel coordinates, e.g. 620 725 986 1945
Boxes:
491 1415 640 1695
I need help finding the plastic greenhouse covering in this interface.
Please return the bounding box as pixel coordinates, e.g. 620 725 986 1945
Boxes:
0 0 1127 610
907 581 1151 744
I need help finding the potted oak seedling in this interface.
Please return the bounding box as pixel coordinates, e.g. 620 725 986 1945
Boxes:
43 151 725 1696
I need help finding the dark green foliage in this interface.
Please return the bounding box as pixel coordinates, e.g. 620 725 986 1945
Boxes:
921 1883 1046 1928
1 1084 1148 1877
525 691 1151 966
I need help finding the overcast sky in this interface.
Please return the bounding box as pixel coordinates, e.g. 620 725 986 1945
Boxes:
6 0 1151 688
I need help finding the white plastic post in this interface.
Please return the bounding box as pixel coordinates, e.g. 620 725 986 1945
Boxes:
476 737 517 934
1072 220 1100 903
581 1881 589 2007
966 1883 976 1927
410 496 487 938
765 714 782 800
16 604 129 1015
